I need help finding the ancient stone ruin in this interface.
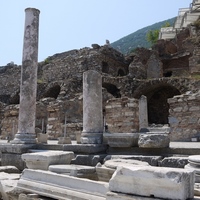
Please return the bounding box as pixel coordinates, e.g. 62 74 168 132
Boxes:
0 0 200 199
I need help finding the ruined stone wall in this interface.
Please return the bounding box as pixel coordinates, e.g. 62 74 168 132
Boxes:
1 102 48 139
47 99 83 140
168 91 200 141
40 46 128 84
105 97 139 133
0 65 21 104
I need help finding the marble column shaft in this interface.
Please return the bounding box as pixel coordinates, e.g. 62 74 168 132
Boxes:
81 70 103 144
12 8 40 144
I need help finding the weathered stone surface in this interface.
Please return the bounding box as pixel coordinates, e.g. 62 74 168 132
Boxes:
17 169 109 200
12 8 40 144
22 151 74 170
1 153 25 171
189 155 200 164
96 163 115 182
104 159 149 169
81 70 103 144
0 180 18 200
103 133 139 147
138 133 170 148
104 155 162 166
109 165 194 200
96 159 149 182
159 156 188 168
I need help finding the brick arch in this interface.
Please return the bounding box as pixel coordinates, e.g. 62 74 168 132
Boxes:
133 78 191 99
132 78 193 125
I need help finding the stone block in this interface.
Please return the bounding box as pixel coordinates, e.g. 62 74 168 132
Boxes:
37 133 48 144
1 153 25 171
103 133 139 147
138 133 170 148
22 151 74 170
109 165 194 200
57 137 71 144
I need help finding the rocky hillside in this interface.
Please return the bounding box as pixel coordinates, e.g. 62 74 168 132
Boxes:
111 17 176 54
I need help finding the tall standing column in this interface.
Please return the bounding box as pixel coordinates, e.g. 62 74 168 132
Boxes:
139 95 148 131
11 8 40 144
81 70 103 144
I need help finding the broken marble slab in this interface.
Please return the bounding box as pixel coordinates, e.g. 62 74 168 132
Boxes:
22 151 74 170
138 133 170 148
104 155 162 166
109 165 194 200
96 159 149 182
16 169 109 200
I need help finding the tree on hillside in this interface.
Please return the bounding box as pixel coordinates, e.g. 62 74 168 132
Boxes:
146 22 171 45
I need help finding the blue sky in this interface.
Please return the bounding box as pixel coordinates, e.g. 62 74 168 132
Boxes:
0 0 192 66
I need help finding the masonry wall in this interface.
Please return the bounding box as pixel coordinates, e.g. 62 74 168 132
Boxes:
168 92 200 141
1 102 48 139
105 97 139 133
47 99 83 140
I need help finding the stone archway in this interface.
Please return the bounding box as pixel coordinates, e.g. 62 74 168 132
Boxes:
133 80 183 125
146 86 180 124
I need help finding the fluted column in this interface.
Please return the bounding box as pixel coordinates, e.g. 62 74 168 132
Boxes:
81 70 103 144
11 8 40 144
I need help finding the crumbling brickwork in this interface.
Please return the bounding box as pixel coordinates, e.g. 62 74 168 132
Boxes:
105 97 139 133
168 91 200 141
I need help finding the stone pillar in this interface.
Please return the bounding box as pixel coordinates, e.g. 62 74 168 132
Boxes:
81 70 103 144
11 8 40 144
139 95 148 131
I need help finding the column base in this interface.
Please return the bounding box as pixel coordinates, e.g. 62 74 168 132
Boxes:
11 133 37 144
81 132 103 144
